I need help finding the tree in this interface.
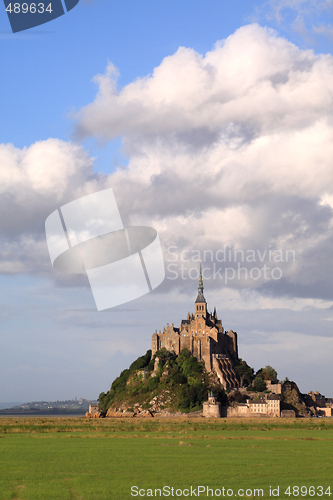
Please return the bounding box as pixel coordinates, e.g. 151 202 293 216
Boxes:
235 359 254 387
129 350 152 372
253 375 267 392
256 365 278 382
229 390 243 403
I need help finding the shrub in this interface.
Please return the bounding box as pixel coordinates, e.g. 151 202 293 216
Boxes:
129 350 152 372
253 375 267 392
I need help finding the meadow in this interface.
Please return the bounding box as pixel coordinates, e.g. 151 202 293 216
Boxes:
0 417 332 500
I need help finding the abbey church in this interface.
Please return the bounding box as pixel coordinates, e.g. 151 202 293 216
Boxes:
152 267 240 389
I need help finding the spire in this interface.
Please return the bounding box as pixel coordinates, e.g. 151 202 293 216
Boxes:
195 261 206 303
198 261 203 293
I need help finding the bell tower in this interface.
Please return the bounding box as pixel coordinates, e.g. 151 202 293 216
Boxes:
195 263 207 319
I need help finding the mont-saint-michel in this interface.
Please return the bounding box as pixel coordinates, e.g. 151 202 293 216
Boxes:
94 268 332 419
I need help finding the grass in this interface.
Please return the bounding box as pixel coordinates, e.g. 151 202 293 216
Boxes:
0 418 332 499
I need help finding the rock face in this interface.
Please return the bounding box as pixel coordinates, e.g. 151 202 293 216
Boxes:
104 389 176 417
151 357 160 378
280 383 309 416
149 391 173 412
106 403 154 418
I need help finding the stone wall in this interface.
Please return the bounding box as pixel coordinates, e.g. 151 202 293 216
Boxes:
281 409 296 418
266 381 282 394
203 401 222 418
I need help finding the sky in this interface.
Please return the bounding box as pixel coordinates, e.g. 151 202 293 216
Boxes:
0 0 333 403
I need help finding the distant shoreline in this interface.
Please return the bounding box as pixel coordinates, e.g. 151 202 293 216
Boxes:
0 414 86 418
0 409 87 417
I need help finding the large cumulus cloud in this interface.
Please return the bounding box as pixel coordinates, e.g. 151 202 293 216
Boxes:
2 25 333 300
75 24 333 142
73 24 333 300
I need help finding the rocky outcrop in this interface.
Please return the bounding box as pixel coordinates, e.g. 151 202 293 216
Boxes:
85 411 103 418
280 383 310 416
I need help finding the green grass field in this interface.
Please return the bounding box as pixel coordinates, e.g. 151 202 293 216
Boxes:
0 418 332 500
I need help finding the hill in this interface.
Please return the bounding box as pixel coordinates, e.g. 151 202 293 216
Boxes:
98 348 324 418
98 348 228 416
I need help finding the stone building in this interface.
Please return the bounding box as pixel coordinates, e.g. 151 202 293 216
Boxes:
203 392 222 418
266 394 281 416
152 267 239 389
265 380 282 394
248 398 267 415
89 403 99 414
248 395 280 416
85 403 102 418
227 394 281 418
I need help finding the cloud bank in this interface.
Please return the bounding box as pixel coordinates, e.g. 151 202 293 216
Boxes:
0 139 109 274
74 24 333 300
1 24 333 302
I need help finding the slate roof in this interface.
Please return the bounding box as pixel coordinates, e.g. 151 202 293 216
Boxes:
267 394 280 401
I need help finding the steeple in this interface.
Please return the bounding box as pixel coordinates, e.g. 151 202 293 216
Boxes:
195 262 206 304
195 262 207 319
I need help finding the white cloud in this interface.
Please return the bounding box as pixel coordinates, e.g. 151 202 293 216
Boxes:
2 25 333 303
260 0 333 43
75 24 333 141
0 139 109 274
265 0 333 22
72 25 333 300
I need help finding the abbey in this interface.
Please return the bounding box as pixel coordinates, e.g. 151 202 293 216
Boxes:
152 267 239 389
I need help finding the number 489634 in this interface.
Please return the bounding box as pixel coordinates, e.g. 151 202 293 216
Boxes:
6 3 53 14
284 486 332 497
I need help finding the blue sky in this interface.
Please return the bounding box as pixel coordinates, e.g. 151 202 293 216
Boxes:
1 0 333 403
1 0 332 170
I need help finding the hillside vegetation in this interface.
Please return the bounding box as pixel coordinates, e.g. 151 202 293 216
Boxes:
98 349 318 417
98 348 227 415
